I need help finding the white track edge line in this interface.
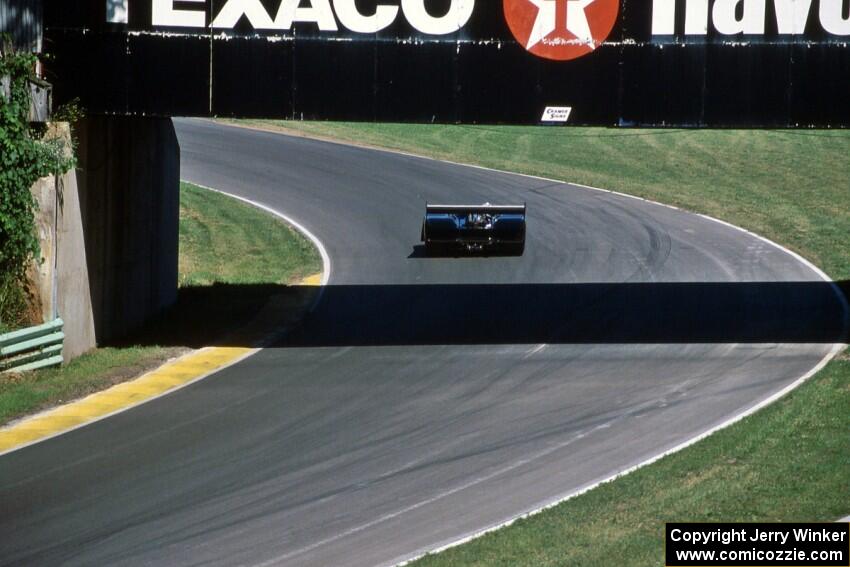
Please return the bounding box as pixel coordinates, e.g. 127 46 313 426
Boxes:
0 347 258 458
191 183 332 290
275 133 845 566
209 120 849 565
215 120 848 337
214 122 850 358
395 342 845 566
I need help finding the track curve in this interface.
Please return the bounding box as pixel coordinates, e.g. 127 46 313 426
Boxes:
0 119 845 567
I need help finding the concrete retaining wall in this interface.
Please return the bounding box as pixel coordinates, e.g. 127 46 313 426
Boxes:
28 117 179 360
29 123 96 361
75 116 179 343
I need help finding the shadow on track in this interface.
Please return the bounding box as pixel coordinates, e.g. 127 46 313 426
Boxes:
112 284 317 349
279 280 849 347
117 281 848 348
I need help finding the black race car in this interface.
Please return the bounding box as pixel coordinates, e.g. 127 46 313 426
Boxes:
421 203 526 255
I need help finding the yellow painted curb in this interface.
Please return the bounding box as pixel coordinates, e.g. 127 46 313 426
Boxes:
0 347 255 455
0 271 328 456
299 273 323 286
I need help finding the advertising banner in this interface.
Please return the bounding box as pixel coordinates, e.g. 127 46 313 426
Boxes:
43 1 850 125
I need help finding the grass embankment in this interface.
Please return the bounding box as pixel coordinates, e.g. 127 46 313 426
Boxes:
233 120 850 566
231 121 849 280
0 182 320 426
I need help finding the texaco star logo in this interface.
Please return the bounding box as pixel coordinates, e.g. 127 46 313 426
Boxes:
503 0 619 61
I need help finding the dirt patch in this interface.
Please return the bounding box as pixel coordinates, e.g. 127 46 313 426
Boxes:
82 346 190 393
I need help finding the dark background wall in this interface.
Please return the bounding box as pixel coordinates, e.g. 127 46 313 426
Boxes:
0 0 42 52
38 0 850 125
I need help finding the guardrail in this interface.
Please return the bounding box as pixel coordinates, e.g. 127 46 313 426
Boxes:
0 319 64 373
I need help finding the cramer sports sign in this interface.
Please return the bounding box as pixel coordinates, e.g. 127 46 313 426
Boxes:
44 0 850 125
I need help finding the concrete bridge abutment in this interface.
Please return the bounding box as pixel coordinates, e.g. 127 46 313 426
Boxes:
75 116 180 344
30 116 180 358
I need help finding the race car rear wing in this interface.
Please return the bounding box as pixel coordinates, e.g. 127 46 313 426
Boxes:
425 204 527 216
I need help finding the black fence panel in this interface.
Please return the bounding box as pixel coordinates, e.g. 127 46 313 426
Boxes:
42 0 850 126
1 0 43 52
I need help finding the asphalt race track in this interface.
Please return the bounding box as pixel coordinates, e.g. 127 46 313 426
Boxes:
1 119 846 566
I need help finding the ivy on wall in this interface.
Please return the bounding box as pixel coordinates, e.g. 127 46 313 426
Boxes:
0 42 75 332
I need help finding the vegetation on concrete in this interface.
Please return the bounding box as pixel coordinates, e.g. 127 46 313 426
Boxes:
0 45 75 333
0 183 321 425
232 119 850 566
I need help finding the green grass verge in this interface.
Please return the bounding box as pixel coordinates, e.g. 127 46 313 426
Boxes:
0 346 185 425
179 181 321 286
0 182 321 425
136 182 322 348
230 121 850 280
231 119 850 565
